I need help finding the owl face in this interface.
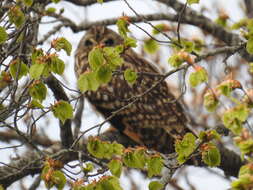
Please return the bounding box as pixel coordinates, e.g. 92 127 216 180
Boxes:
75 26 123 76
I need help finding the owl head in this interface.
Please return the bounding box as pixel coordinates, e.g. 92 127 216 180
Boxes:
75 26 124 76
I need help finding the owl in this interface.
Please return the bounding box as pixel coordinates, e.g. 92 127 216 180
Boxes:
75 26 191 153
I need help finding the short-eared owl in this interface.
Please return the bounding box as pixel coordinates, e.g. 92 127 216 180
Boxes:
75 26 191 153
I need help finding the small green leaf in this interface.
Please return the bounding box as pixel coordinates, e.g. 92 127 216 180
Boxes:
189 67 208 87
51 170 66 190
123 148 146 169
203 91 219 112
144 38 159 54
29 81 47 102
52 37 72 56
52 100 73 124
98 176 123 190
88 48 104 71
87 138 124 160
116 17 129 37
149 181 164 190
147 156 164 178
175 133 197 164
10 60 29 80
0 26 8 44
8 6 25 28
51 0 61 3
247 37 253 54
77 72 100 93
95 65 112 84
46 7 57 14
124 69 137 84
187 0 199 4
152 24 170 35
201 143 221 167
108 159 123 177
23 0 33 7
29 99 44 109
168 54 184 68
181 40 194 52
222 104 249 135
49 55 65 75
124 37 137 48
231 18 248 30
29 63 46 79
235 139 253 157
83 162 94 173
103 47 123 69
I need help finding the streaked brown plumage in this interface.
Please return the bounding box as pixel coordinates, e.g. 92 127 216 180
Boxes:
75 26 191 153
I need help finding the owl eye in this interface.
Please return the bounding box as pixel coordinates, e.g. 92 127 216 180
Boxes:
84 39 93 46
104 38 114 46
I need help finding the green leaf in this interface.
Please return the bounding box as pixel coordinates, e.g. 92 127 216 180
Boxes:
0 26 8 44
77 72 100 93
98 176 123 190
235 139 253 156
123 148 146 169
51 170 66 190
222 104 249 135
187 0 199 4
29 81 47 102
189 67 208 87
29 63 46 80
31 49 44 65
108 159 123 177
87 138 124 160
23 0 33 7
181 40 194 52
124 69 137 84
49 55 65 75
201 143 221 167
29 99 44 109
124 37 137 48
216 80 242 97
247 37 253 54
147 156 164 178
175 133 197 164
149 181 164 190
88 48 104 71
144 38 159 54
168 54 184 68
152 24 170 35
52 100 73 124
95 65 112 84
103 47 123 69
231 18 248 30
8 6 25 28
83 163 94 173
116 18 129 37
52 37 72 56
10 60 29 80
51 0 61 3
97 0 103 3
203 91 219 112
46 7 57 14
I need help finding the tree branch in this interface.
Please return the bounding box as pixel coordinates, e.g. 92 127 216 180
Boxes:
44 75 73 148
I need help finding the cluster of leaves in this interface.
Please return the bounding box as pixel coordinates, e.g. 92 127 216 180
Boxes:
41 158 66 190
175 131 221 167
82 137 164 190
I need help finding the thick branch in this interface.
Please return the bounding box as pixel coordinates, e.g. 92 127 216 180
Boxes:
44 75 73 148
0 130 56 147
